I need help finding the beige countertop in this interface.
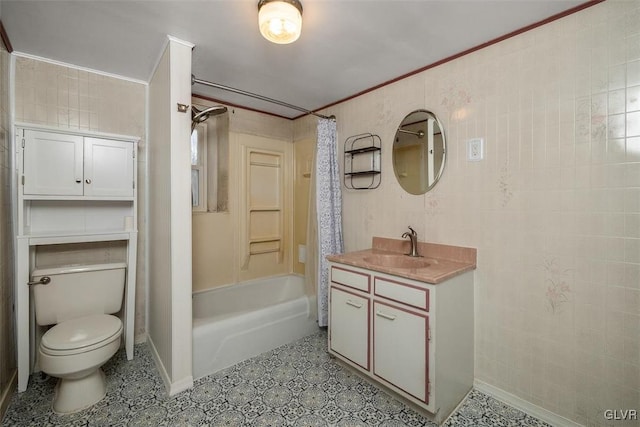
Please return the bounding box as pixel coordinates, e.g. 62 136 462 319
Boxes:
326 237 477 284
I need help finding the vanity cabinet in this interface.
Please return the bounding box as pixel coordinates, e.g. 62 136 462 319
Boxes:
22 129 135 197
328 261 473 424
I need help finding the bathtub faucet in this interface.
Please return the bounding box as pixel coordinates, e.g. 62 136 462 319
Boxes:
402 226 421 257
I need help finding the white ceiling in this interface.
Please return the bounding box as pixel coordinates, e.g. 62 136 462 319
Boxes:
1 0 587 118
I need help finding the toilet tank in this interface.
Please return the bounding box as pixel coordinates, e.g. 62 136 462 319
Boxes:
31 263 127 326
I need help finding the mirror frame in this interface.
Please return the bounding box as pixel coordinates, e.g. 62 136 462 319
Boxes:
392 109 446 195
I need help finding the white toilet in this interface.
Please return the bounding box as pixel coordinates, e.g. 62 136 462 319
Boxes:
31 263 126 414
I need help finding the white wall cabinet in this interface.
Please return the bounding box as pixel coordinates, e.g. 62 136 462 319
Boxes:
328 262 473 425
23 129 134 197
14 124 139 393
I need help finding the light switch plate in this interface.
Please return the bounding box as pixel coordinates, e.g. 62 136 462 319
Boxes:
467 138 484 161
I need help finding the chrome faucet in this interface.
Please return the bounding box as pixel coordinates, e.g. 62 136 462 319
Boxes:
402 226 421 257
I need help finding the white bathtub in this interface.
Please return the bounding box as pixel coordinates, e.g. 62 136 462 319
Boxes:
192 274 318 379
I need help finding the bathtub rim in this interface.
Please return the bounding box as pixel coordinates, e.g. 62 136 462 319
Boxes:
191 272 307 297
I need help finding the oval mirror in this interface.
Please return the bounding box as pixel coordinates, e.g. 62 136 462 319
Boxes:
392 109 446 195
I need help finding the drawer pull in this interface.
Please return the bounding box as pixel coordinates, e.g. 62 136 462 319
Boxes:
346 300 363 309
376 311 396 321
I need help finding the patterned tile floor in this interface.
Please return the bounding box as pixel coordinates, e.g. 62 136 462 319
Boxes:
3 331 549 426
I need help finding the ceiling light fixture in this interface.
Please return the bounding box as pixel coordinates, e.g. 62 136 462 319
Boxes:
258 0 303 45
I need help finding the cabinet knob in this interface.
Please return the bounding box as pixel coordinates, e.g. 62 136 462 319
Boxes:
75 179 81 183
85 179 92 184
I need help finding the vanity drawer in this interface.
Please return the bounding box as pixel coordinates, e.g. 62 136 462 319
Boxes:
374 277 429 311
331 265 370 293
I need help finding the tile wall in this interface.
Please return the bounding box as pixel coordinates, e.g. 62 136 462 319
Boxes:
14 57 148 340
320 1 640 425
0 35 16 417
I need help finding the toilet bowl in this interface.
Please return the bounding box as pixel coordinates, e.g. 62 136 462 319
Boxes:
38 314 123 414
31 262 127 414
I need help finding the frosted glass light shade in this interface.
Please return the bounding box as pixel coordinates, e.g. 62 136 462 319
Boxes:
258 0 303 44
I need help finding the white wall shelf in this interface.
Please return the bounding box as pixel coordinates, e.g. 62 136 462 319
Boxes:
21 231 133 245
22 195 135 201
343 133 381 190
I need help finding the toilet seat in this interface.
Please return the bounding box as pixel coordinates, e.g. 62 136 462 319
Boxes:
41 314 122 357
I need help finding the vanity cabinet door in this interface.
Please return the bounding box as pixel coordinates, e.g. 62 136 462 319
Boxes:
23 130 84 196
373 301 429 403
329 287 369 370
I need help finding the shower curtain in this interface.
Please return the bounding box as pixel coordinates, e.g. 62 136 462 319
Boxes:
313 118 344 327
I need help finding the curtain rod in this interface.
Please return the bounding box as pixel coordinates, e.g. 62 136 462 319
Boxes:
191 75 335 121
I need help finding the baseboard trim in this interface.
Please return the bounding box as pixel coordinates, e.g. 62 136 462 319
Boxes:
0 369 17 421
147 336 193 396
134 332 147 345
168 375 193 397
147 335 172 395
474 379 583 427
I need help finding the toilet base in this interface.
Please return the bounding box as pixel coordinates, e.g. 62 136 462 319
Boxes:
52 368 107 414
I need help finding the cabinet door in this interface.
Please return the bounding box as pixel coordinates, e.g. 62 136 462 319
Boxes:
84 137 134 197
329 287 369 370
23 130 83 196
373 301 429 403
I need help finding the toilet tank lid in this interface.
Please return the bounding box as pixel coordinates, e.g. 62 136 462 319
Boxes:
32 262 127 277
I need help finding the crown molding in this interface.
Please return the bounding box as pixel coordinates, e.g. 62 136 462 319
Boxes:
12 51 148 85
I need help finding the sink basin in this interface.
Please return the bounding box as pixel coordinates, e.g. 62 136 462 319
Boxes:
363 254 430 269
